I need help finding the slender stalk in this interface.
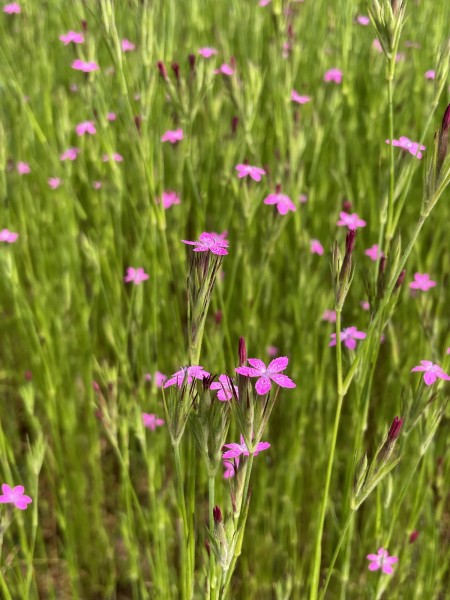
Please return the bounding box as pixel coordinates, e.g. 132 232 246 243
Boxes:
319 511 354 600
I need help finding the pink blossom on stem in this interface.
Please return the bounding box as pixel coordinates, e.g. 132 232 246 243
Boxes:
425 70 436 80
411 361 450 386
210 375 239 401
182 232 229 255
106 112 117 121
214 63 234 76
198 47 218 58
142 413 165 430
161 128 184 144
409 273 436 291
71 59 100 72
17 161 30 174
337 211 366 230
102 153 123 162
291 90 311 104
3 3 21 14
310 239 324 255
365 244 383 261
121 38 136 52
329 326 366 350
59 31 84 45
0 229 18 243
267 345 279 357
236 356 296 396
259 0 271 6
324 68 343 84
366 548 398 574
93 181 102 189
236 164 266 182
0 484 32 510
386 136 425 159
164 366 210 388
60 148 80 161
356 15 370 25
264 191 296 215
223 435 270 459
124 267 149 285
160 191 181 209
372 39 383 53
48 177 62 189
322 309 336 323
75 120 96 136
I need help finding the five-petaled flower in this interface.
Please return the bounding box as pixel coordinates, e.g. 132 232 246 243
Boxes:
409 273 436 291
121 38 136 52
324 68 343 84
164 366 210 388
365 244 383 261
0 484 32 510
71 59 100 72
142 413 165 430
291 90 311 104
214 63 234 76
60 148 80 161
425 70 436 80
264 192 296 215
235 164 266 182
386 136 425 159
124 267 149 285
366 548 398 574
210 375 239 401
222 435 270 459
59 31 84 45
310 239 324 255
337 211 366 230
75 121 96 136
0 229 18 243
161 128 184 144
198 47 218 58
17 162 30 174
3 3 21 14
322 309 337 323
411 361 450 386
236 356 296 396
48 177 62 189
356 15 370 25
182 232 229 255
160 191 181 209
329 326 366 350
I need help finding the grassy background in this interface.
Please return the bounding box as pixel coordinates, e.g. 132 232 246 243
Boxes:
1 0 450 598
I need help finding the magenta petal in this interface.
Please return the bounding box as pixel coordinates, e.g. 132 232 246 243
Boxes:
345 338 357 350
268 356 289 373
255 377 272 395
368 562 380 571
270 373 296 388
382 564 394 574
366 554 379 561
247 358 266 372
423 371 437 385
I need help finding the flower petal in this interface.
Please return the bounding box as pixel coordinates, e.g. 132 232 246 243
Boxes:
255 376 272 395
267 356 289 373
269 373 296 388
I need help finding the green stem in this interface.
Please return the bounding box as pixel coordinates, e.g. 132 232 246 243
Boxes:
319 511 354 600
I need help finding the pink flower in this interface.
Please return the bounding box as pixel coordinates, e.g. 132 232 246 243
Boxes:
0 228 18 243
324 68 343 84
161 128 184 144
144 371 167 387
198 47 218 58
121 38 136 52
366 548 398 575
337 211 366 230
356 15 370 25
299 194 308 204
75 120 96 136
267 345 279 357
59 31 84 45
360 300 370 311
329 326 366 350
209 231 229 245
223 459 238 479
259 0 271 6
264 191 296 215
102 153 123 162
310 239 324 256
164 365 210 388
409 273 436 291
291 90 311 104
160 190 181 209
17 161 30 174
447 348 450 355
386 136 425 159
71 59 100 72
214 63 234 76
142 413 165 430
236 356 296 396
425 70 436 80
365 244 383 261
223 435 270 459
3 3 20 14
411 361 450 386
0 484 32 510
322 309 336 323
124 267 149 285
182 232 229 255
106 112 117 121
60 148 80 161
93 181 102 189
210 375 239 401
372 39 383 53
48 177 62 189
235 164 266 182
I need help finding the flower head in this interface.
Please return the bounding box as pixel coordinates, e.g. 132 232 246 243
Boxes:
0 484 32 510
182 232 229 255
329 326 366 350
264 192 296 215
322 309 336 323
48 177 62 189
214 63 234 76
17 161 30 174
411 361 450 386
222 435 270 459
235 164 266 182
160 190 181 209
161 128 183 144
142 413 165 431
60 148 80 161
425 70 436 80
102 152 123 162
337 211 366 230
365 244 383 261
210 375 239 401
310 239 324 255
198 47 218 58
236 356 296 396
409 273 436 291
324 68 343 84
3 3 21 14
106 112 117 121
164 365 210 388
291 90 311 104
356 15 370 25
124 267 149 285
386 136 425 159
75 120 96 136
71 59 99 72
366 548 398 574
0 228 18 243
121 38 136 52
59 31 84 45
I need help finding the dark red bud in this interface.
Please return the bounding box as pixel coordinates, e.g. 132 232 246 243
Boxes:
379 256 387 276
275 183 282 194
157 61 168 80
171 62 180 81
213 505 222 524
238 337 247 366
24 370 33 381
134 115 142 134
395 269 406 289
92 381 100 393
230 56 236 70
345 229 356 255
188 54 196 72
215 310 223 325
387 416 403 442
342 199 352 212
438 104 450 167
231 116 239 135
81 20 88 32
205 538 210 556
409 530 419 544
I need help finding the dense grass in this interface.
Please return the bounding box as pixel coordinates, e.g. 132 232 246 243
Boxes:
1 0 450 598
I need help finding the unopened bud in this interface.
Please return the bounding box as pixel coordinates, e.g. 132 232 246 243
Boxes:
342 199 352 212
395 268 406 289
81 20 88 32
409 530 419 544
275 183 282 194
171 62 180 81
134 115 142 134
157 61 168 80
92 381 100 393
345 229 356 254
213 505 222 524
188 54 196 73
238 337 247 366
231 116 239 135
387 416 403 442
379 256 387 276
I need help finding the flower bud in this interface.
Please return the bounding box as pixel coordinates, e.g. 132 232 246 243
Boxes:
213 505 222 524
387 416 403 442
231 116 239 135
188 54 196 73
238 337 247 366
171 62 180 82
157 61 168 80
409 530 419 544
395 269 406 289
